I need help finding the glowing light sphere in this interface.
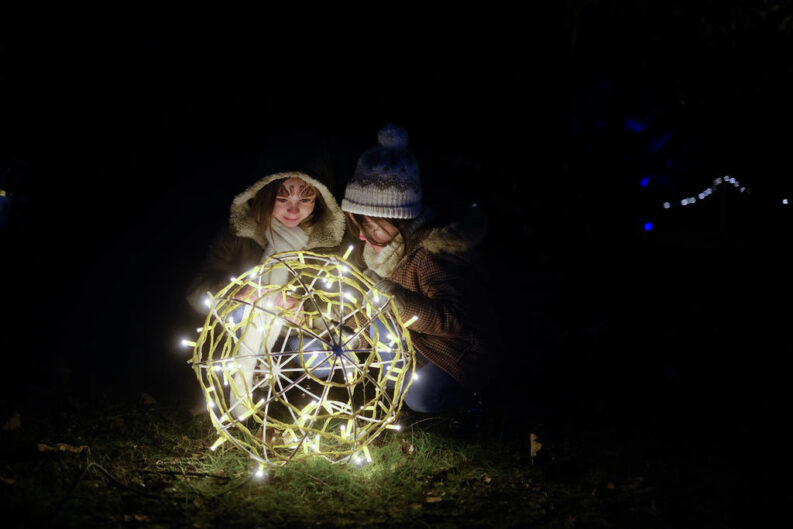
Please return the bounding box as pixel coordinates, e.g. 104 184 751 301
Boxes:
190 250 415 468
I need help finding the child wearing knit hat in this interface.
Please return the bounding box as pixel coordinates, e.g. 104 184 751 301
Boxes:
342 123 500 414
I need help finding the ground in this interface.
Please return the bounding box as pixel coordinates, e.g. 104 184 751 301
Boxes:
2 235 791 528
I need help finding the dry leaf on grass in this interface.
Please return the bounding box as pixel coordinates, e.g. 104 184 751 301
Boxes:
425 496 443 503
401 440 414 455
37 443 90 454
124 514 151 522
529 433 543 458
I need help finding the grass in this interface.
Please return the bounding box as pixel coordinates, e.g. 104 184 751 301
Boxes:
0 399 554 528
0 389 783 528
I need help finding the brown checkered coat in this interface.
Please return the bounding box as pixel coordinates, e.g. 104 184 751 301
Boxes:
374 210 501 392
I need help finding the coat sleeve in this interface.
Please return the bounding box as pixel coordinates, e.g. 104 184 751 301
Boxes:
382 250 472 337
185 228 263 314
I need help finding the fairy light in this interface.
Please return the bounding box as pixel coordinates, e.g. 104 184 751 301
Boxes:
181 339 196 348
190 250 416 469
661 175 751 211
343 245 354 260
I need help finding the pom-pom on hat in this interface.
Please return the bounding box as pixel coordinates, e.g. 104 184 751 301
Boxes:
341 123 422 219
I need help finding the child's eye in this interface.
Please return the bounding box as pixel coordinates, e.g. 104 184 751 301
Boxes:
301 199 313 203
276 197 287 202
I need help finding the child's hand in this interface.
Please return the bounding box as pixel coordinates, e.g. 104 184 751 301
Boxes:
274 293 305 325
233 285 272 303
274 293 299 310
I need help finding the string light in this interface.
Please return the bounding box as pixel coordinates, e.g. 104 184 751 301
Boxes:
661 175 750 211
189 250 416 469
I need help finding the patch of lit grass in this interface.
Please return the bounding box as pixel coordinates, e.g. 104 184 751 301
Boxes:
3 398 673 528
0 401 554 528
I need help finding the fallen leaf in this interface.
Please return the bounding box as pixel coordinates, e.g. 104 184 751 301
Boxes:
2 411 21 431
483 475 493 484
425 496 442 503
529 433 543 458
37 443 90 454
124 514 151 522
401 440 414 455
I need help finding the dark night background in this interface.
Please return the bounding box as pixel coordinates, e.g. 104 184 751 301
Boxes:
2 2 792 516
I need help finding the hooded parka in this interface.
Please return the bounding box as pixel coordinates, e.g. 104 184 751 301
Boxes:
186 171 346 313
363 207 501 394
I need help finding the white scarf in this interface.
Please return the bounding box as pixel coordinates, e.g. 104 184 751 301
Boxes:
262 218 310 260
363 231 405 279
260 218 310 286
231 219 310 419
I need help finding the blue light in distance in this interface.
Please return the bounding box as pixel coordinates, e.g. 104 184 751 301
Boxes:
639 175 651 187
625 117 647 133
643 222 654 231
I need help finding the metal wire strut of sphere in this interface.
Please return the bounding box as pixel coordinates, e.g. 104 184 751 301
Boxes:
188 250 416 469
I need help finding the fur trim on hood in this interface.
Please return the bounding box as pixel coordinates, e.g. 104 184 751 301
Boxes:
418 206 488 257
229 171 346 249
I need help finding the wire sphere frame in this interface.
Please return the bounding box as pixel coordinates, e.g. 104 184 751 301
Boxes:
190 250 416 468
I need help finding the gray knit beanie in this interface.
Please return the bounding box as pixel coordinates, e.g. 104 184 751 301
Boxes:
341 123 422 219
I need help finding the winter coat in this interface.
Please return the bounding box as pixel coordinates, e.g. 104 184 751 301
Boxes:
186 171 346 313
368 208 501 393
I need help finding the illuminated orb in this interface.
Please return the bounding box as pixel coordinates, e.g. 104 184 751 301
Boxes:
189 250 416 469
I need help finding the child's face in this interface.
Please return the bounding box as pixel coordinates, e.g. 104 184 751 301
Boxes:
355 215 400 253
273 178 316 228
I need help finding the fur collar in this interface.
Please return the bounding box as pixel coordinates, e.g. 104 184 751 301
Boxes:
229 171 345 249
416 206 488 257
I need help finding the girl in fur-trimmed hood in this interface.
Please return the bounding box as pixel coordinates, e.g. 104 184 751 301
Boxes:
186 170 346 313
186 167 346 418
342 123 501 414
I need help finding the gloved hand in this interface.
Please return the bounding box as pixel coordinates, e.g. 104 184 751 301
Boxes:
361 269 403 314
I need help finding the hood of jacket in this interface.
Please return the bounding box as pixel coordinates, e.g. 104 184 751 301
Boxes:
229 171 346 250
